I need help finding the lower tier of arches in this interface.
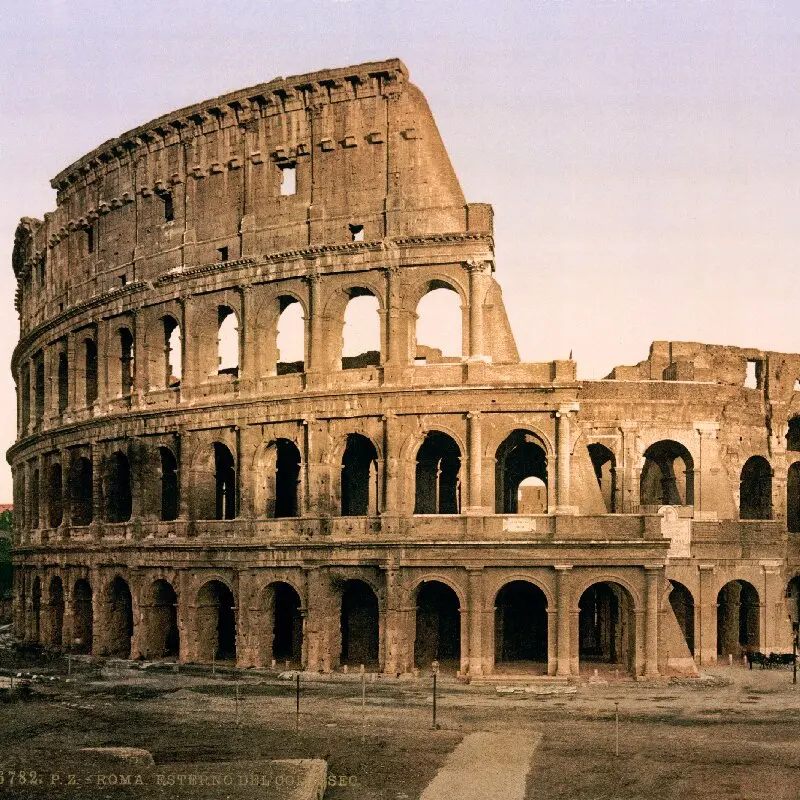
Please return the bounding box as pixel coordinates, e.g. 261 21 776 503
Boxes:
12 563 800 677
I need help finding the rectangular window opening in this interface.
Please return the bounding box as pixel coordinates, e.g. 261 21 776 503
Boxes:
162 192 175 222
218 246 229 262
349 224 365 242
119 274 127 287
86 227 94 254
279 164 296 196
745 359 762 389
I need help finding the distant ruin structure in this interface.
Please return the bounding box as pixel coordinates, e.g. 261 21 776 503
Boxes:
8 59 800 676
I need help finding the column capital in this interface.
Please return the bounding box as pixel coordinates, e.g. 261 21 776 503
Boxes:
698 562 716 572
553 564 573 572
464 258 492 274
466 410 481 420
556 402 580 417
694 421 720 437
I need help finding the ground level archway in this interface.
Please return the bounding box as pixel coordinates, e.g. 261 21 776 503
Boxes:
717 580 760 657
494 580 548 674
414 581 461 670
340 580 379 667
578 581 635 674
196 580 237 662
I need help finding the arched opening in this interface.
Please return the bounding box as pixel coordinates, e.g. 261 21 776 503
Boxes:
494 581 548 673
717 580 760 657
68 457 92 526
57 351 69 413
72 579 93 654
105 452 132 523
48 576 64 647
48 463 63 527
263 582 303 665
787 576 800 634
20 363 30 430
578 582 636 674
415 285 462 362
273 439 301 518
640 441 694 507
414 431 461 514
106 577 134 658
159 447 179 521
84 338 98 405
33 352 44 425
196 580 236 662
414 581 461 670
31 577 41 642
495 430 548 514
341 434 379 516
217 306 239 377
739 456 772 520
787 463 800 532
340 579 379 667
142 579 179 659
164 316 182 386
214 443 236 520
588 443 616 512
668 580 695 655
119 328 134 396
787 418 800 452
342 292 380 369
30 469 39 528
276 298 304 374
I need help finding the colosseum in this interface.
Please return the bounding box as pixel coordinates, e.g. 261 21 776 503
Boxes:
8 58 800 679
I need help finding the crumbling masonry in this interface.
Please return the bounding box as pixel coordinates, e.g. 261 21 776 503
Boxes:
8 59 800 677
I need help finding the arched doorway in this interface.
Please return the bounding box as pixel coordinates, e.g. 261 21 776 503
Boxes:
104 452 132 523
494 581 548 673
578 582 636 674
263 582 303 666
414 432 461 514
72 579 93 654
142 580 179 659
414 581 461 670
341 434 379 516
106 577 134 658
668 580 695 655
340 579 379 667
588 443 616 512
739 457 772 519
640 441 694 507
717 580 760 657
196 580 236 662
495 431 548 514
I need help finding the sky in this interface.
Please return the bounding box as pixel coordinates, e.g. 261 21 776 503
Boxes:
1 0 799 502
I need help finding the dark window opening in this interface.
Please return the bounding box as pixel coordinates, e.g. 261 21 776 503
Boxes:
105 451 132 523
48 463 63 527
30 469 39 529
119 274 127 287
145 580 179 659
119 328 134 396
788 418 800 451
106 577 134 658
340 580 379 666
218 246 229 262
640 440 694 507
33 352 44 425
214 442 236 520
72 579 93 654
494 581 548 666
495 430 548 514
57 352 69 414
349 224 364 242
414 431 461 514
414 581 461 668
717 580 760 655
197 580 236 662
588 443 616 512
275 438 301 518
69 457 93 526
20 365 30 430
161 192 175 222
268 582 303 664
48 577 64 647
739 455 772 520
788 462 800 532
341 433 379 516
159 447 179 521
578 582 635 673
86 226 94 254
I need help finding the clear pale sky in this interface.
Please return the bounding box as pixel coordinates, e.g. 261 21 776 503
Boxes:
1 0 799 503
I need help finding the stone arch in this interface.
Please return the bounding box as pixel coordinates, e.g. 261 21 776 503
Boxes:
325 283 385 370
190 441 236 520
578 580 636 674
493 579 549 672
571 573 643 613
141 578 179 659
640 440 695 507
217 305 239 376
147 313 182 389
739 455 772 520
717 579 760 656
482 421 554 461
495 430 549 514
408 573 467 609
340 433 380 516
195 579 237 662
48 461 63 528
413 279 465 362
339 578 380 667
413 580 461 669
72 578 93 654
103 575 134 658
413 430 462 514
159 446 179 521
667 580 695 655
254 438 301 518
107 322 135 398
260 581 303 666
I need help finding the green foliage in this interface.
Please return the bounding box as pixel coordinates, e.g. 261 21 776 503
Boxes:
0 509 11 533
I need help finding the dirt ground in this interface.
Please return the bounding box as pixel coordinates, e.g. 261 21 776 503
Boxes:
1 647 799 800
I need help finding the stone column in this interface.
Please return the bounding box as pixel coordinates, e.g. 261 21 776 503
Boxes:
645 567 662 677
467 567 484 677
90 445 103 529
693 422 720 519
381 413 398 517
383 564 409 674
555 565 572 677
466 412 483 512
466 260 490 362
696 563 716 664
555 405 578 514
620 423 639 512
239 285 255 387
177 571 195 663
760 561 783 655
132 308 147 406
306 274 324 374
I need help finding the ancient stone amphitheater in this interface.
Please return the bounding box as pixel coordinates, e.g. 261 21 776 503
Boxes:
8 59 800 678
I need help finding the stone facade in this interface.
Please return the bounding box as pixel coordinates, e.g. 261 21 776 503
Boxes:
8 59 800 678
